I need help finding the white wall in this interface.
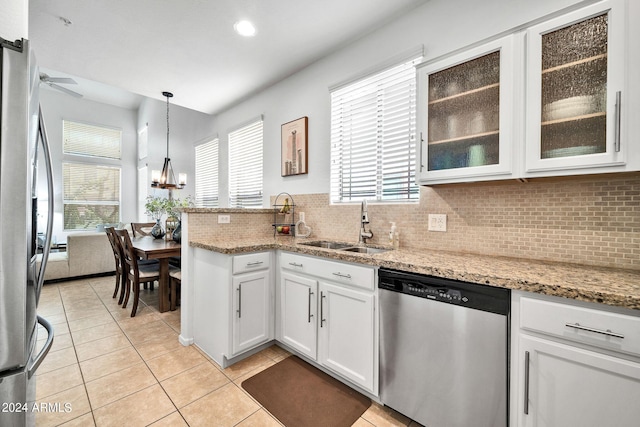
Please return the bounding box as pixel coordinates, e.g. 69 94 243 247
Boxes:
39 89 139 241
0 0 28 41
39 89 216 239
136 96 216 215
210 0 619 207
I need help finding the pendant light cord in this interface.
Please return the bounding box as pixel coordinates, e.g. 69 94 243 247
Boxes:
166 94 170 158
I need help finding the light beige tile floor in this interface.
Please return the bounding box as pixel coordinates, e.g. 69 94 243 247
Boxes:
35 275 420 427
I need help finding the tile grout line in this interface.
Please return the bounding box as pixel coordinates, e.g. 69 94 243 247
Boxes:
88 279 186 426
56 279 98 427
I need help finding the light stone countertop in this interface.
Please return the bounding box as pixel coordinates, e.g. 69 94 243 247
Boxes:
189 237 640 311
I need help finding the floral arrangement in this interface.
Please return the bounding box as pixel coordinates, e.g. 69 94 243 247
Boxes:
144 195 194 221
144 196 167 221
166 196 194 218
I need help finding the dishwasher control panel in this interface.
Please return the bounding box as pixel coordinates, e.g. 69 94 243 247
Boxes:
403 282 466 302
378 268 509 315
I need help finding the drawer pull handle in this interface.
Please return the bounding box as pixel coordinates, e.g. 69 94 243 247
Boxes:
246 261 264 266
289 262 303 267
565 322 624 339
332 272 352 279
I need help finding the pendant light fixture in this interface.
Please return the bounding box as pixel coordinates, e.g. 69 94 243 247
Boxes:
151 91 186 189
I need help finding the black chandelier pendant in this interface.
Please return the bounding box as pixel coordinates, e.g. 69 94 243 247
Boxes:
151 91 186 189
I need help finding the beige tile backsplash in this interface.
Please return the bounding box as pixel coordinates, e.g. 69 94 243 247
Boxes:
189 173 640 270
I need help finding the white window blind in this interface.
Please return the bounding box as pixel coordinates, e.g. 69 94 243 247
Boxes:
330 56 421 203
63 120 122 159
229 120 263 208
195 138 219 207
63 163 120 230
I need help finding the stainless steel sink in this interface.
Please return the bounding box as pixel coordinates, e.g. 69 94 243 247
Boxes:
300 241 354 250
300 240 391 254
341 246 390 254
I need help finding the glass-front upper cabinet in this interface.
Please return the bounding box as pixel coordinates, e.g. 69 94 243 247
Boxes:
416 36 516 185
525 0 626 174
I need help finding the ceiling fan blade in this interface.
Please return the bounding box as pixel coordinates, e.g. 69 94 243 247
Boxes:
49 83 83 98
46 77 77 85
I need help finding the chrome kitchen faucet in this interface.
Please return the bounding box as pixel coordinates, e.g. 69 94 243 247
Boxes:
359 200 373 244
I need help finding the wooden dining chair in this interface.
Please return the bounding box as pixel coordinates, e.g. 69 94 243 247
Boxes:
169 270 181 311
115 228 162 317
105 227 125 303
130 222 159 290
131 222 156 237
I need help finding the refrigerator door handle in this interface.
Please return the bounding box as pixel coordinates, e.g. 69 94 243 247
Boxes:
27 316 54 379
35 105 54 303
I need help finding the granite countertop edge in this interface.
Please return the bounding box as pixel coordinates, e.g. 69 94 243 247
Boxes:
189 238 640 311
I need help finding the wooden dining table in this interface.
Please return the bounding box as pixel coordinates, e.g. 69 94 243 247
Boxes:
131 236 180 313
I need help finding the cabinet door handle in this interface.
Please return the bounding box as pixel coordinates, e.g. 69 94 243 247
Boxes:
524 350 530 415
614 91 622 152
237 284 242 318
565 322 624 339
308 289 314 323
419 131 425 171
332 272 352 279
246 261 263 266
289 262 303 267
320 291 326 328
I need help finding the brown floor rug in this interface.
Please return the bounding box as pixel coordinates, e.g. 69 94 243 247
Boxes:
241 356 371 427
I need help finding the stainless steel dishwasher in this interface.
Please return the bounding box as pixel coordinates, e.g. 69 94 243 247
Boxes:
379 268 510 427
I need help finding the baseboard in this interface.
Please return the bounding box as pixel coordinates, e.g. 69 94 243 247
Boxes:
179 334 193 346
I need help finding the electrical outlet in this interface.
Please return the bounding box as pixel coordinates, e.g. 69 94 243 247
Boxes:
428 214 447 232
218 214 231 224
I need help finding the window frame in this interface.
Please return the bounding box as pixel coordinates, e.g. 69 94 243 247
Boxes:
61 120 122 230
195 137 220 208
330 53 422 204
62 161 121 231
228 118 264 208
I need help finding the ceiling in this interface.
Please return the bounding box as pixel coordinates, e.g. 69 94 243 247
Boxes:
29 0 430 114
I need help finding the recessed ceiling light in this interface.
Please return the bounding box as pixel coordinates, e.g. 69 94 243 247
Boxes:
234 20 256 37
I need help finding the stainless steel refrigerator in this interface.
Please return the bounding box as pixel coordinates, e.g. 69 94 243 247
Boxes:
0 37 55 427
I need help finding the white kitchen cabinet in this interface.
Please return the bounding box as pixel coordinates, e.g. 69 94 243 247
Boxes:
417 0 635 185
280 271 317 359
416 35 517 185
232 270 271 355
278 252 378 395
511 291 640 427
318 281 375 392
518 335 640 427
525 0 628 175
192 248 273 368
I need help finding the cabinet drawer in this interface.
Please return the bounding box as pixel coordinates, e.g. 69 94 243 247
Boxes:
520 297 640 357
280 252 375 291
233 252 270 275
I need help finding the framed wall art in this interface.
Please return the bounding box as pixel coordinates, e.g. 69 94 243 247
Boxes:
281 116 308 176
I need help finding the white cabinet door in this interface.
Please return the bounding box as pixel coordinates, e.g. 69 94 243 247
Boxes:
232 271 271 355
192 249 232 366
525 0 627 174
416 35 517 185
318 282 375 392
280 271 318 359
517 335 640 427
